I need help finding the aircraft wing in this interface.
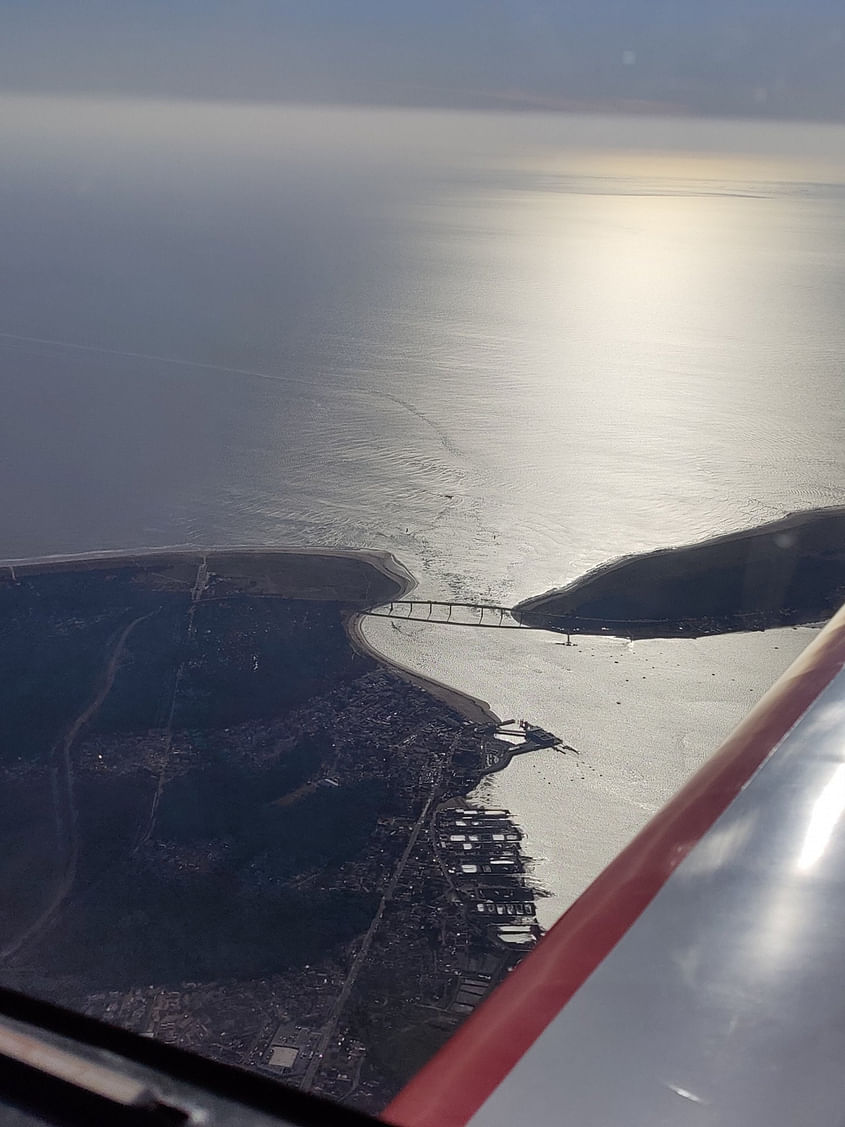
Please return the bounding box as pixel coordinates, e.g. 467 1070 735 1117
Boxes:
385 603 845 1127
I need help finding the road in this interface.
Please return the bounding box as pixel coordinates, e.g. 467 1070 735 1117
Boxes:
300 769 443 1092
0 610 155 961
136 556 208 849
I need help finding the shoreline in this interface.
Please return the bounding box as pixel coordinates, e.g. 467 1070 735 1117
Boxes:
1 545 416 608
347 614 499 727
1 542 497 728
514 505 845 638
0 544 414 591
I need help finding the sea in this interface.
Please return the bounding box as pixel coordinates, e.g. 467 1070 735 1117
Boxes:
2 96 844 925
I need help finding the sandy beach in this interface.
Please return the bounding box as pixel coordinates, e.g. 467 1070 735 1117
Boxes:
1 543 496 724
0 545 415 608
346 612 498 726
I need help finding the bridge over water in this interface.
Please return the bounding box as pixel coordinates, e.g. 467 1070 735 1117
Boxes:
364 600 530 629
364 600 729 641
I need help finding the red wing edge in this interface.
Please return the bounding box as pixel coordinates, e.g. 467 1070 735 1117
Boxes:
385 603 845 1127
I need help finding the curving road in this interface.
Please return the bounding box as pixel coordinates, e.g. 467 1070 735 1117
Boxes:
0 611 155 962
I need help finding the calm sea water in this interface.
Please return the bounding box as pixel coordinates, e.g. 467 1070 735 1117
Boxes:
2 97 845 923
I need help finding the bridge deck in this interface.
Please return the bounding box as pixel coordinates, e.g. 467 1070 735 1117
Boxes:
363 600 530 629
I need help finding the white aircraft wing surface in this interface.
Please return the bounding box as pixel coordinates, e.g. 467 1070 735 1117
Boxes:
386 603 845 1127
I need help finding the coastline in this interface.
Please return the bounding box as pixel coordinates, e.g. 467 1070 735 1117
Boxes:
1 543 496 727
347 614 499 727
514 505 845 638
0 549 537 1102
0 545 415 607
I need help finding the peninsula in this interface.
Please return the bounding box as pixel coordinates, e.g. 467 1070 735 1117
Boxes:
514 507 845 639
0 548 547 1113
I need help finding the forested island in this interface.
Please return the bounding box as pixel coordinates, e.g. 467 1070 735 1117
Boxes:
514 507 845 639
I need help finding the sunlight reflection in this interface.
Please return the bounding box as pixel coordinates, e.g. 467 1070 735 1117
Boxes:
797 763 845 872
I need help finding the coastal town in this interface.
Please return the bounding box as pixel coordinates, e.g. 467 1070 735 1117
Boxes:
0 555 564 1112
76 669 559 1109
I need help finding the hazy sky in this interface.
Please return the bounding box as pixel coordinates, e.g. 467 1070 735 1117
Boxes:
2 1 844 121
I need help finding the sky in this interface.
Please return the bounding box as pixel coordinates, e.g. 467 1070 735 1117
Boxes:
1 1 844 121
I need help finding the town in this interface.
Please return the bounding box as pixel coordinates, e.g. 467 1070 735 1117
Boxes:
77 672 558 1110
0 558 563 1113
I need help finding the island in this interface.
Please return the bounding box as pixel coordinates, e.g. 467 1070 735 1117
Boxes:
514 507 845 639
0 549 552 1113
